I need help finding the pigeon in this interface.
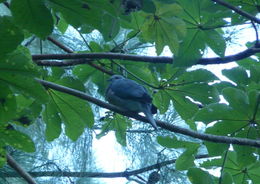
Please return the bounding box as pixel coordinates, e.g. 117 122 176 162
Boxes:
106 75 158 129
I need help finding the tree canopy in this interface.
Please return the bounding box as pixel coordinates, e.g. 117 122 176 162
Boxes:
0 0 260 183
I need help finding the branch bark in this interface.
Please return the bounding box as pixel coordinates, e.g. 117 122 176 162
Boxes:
32 46 260 66
6 154 37 184
3 154 209 178
32 52 173 64
36 79 260 148
46 36 114 75
211 0 260 24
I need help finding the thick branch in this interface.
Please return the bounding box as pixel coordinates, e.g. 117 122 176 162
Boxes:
36 79 260 148
32 53 173 64
198 46 260 64
211 0 260 24
32 46 260 66
3 155 209 178
6 154 37 184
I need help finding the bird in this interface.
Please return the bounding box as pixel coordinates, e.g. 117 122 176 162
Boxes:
105 75 158 129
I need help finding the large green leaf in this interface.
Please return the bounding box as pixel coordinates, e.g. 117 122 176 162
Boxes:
0 83 16 123
97 114 131 146
168 92 199 120
0 129 35 152
202 29 226 57
0 47 49 104
175 144 199 170
187 168 214 184
173 69 219 83
141 3 186 55
10 0 53 38
43 100 62 141
46 77 94 141
173 29 205 67
0 16 24 56
100 14 120 41
175 83 219 104
222 87 250 118
194 103 248 124
157 136 200 149
222 67 249 86
48 0 101 29
0 148 6 168
248 162 260 184
233 144 256 168
153 90 171 114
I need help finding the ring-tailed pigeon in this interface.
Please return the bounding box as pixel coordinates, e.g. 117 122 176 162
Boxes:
105 75 158 129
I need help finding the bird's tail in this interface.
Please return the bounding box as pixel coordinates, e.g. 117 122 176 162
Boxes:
143 104 158 130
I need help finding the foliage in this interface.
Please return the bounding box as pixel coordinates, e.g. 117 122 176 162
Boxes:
0 0 260 183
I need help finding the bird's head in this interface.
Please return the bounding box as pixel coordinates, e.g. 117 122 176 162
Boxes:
108 75 125 82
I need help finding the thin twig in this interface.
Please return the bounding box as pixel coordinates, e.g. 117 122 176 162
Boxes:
211 0 260 24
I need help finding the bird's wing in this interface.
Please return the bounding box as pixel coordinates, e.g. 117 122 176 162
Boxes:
109 78 152 103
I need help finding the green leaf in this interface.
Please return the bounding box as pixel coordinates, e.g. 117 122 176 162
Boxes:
222 67 249 85
200 158 223 168
0 129 35 152
194 103 248 124
248 162 260 183
48 0 100 29
43 100 62 141
10 0 53 38
0 47 49 104
176 144 199 170
222 87 250 118
15 95 42 121
250 64 260 83
169 92 199 120
97 114 130 146
0 16 24 56
203 29 226 57
204 120 247 156
0 84 17 123
222 172 234 184
174 29 205 67
157 136 200 149
187 168 214 184
176 83 219 104
142 0 156 13
248 90 260 119
47 77 94 141
0 148 6 168
73 64 97 82
233 145 256 167
141 3 186 55
174 69 219 83
153 90 171 114
100 14 119 41
114 115 129 146
56 17 68 34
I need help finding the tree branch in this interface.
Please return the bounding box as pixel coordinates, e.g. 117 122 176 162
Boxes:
6 154 37 184
36 79 260 148
3 154 209 178
47 36 73 53
211 0 260 24
32 45 260 66
46 36 114 75
197 46 260 64
32 53 173 64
